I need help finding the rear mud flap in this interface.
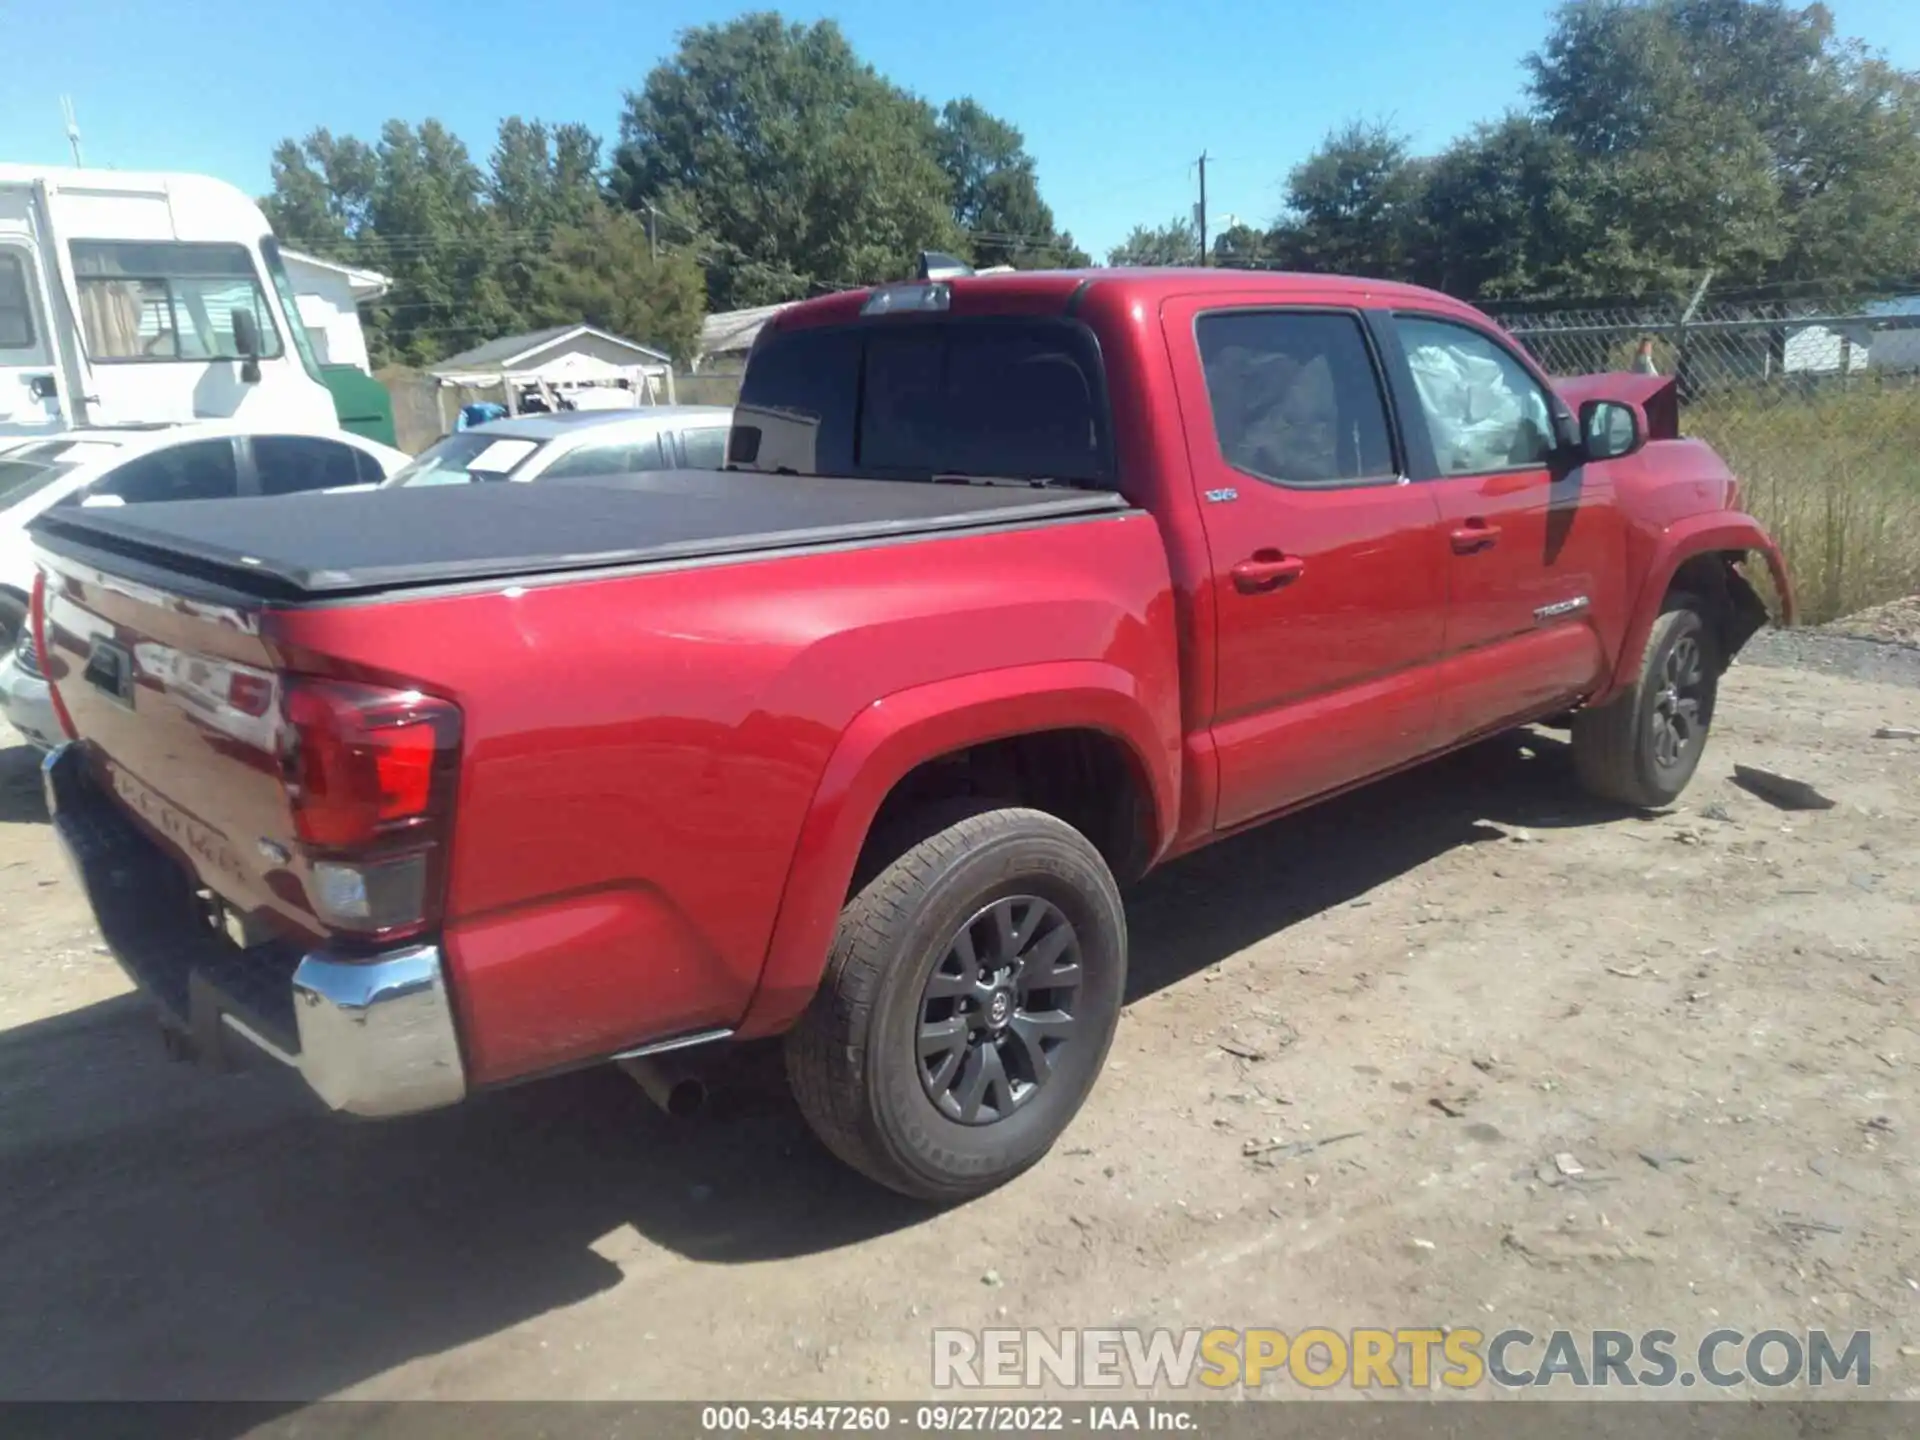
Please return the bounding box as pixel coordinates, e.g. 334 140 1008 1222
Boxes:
1725 564 1771 661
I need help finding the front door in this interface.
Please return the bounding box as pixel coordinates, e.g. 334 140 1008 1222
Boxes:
1166 296 1449 831
1384 314 1624 743
0 242 64 436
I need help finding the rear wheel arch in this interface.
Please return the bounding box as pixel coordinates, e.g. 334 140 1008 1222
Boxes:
735 668 1176 1040
854 727 1159 892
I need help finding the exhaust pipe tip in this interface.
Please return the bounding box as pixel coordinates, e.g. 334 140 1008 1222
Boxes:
663 1075 707 1119
619 1055 708 1119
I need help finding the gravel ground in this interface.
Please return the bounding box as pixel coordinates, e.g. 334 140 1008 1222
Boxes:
1823 596 1920 649
1738 629 1920 688
0 630 1915 1407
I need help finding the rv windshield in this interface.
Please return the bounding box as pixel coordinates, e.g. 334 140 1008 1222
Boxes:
259 237 327 383
70 240 283 365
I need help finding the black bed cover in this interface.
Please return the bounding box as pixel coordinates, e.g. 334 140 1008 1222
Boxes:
28 469 1130 602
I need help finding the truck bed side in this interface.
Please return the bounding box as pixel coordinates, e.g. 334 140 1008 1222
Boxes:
38 502 1179 1085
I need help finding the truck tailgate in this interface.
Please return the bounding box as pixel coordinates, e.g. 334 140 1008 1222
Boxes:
38 550 314 938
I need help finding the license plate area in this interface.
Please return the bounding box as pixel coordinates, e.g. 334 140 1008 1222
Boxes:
83 638 134 708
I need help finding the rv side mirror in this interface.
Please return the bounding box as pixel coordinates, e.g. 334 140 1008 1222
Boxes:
230 310 263 384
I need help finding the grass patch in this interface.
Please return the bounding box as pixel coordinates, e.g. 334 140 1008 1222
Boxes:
1684 381 1920 624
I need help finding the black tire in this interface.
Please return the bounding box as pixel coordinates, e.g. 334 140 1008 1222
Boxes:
786 805 1127 1202
0 591 23 655
1572 594 1721 808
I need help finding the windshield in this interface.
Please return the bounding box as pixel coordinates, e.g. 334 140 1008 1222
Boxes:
0 440 116 511
733 319 1114 487
385 431 543 487
259 237 326 384
71 240 283 365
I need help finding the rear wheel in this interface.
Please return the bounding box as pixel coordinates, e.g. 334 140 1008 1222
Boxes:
786 805 1126 1202
1572 594 1720 808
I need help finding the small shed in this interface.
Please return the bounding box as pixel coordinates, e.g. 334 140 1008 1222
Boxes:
280 249 390 372
429 324 676 419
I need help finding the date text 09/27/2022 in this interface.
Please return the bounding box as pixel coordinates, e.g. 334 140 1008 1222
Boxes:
699 1404 1195 1433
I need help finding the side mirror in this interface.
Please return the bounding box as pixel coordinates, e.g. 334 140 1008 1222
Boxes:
230 310 263 384
1580 399 1641 461
726 426 762 467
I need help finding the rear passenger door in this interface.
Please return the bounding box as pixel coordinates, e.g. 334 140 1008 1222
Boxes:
82 438 241 505
1165 294 1448 830
1381 314 1624 743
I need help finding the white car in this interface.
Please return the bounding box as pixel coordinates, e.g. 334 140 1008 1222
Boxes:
384 406 734 489
0 422 407 749
0 421 407 649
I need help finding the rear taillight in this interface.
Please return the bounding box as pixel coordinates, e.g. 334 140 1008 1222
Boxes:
281 677 461 941
29 570 77 742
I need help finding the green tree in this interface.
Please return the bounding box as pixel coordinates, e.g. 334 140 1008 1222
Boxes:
1416 115 1601 298
1210 222 1274 270
489 118 610 323
1527 0 1920 290
527 207 705 361
1107 218 1199 267
934 99 1088 269
611 13 961 308
1265 121 1428 280
356 119 519 366
263 128 378 253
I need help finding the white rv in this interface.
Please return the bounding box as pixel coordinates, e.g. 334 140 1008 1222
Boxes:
0 165 338 439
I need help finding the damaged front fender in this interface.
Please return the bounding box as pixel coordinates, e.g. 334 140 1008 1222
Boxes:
1594 514 1794 708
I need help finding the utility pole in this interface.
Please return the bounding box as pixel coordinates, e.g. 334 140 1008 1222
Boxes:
645 203 658 263
61 96 84 167
1195 151 1209 265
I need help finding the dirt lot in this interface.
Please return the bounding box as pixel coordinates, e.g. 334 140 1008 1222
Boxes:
1 638 1916 1405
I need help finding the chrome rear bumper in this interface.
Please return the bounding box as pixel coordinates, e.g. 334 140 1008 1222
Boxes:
43 743 466 1117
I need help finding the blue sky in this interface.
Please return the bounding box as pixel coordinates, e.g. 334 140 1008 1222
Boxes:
4 0 1918 260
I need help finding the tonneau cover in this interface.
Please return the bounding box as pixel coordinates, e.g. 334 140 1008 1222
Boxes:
28 468 1129 600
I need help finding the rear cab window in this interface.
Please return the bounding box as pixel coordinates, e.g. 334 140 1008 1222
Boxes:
734 319 1114 488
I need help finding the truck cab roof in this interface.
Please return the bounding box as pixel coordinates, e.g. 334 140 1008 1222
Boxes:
765 267 1484 339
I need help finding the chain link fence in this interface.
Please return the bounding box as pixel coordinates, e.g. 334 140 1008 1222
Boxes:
1484 288 1920 624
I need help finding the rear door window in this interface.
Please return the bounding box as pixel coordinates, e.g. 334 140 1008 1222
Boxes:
1196 311 1398 487
735 320 1112 486
387 432 538 486
539 435 667 480
680 425 728 469
89 439 239 504
251 436 366 495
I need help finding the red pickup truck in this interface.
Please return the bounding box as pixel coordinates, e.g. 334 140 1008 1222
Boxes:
29 268 1791 1201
